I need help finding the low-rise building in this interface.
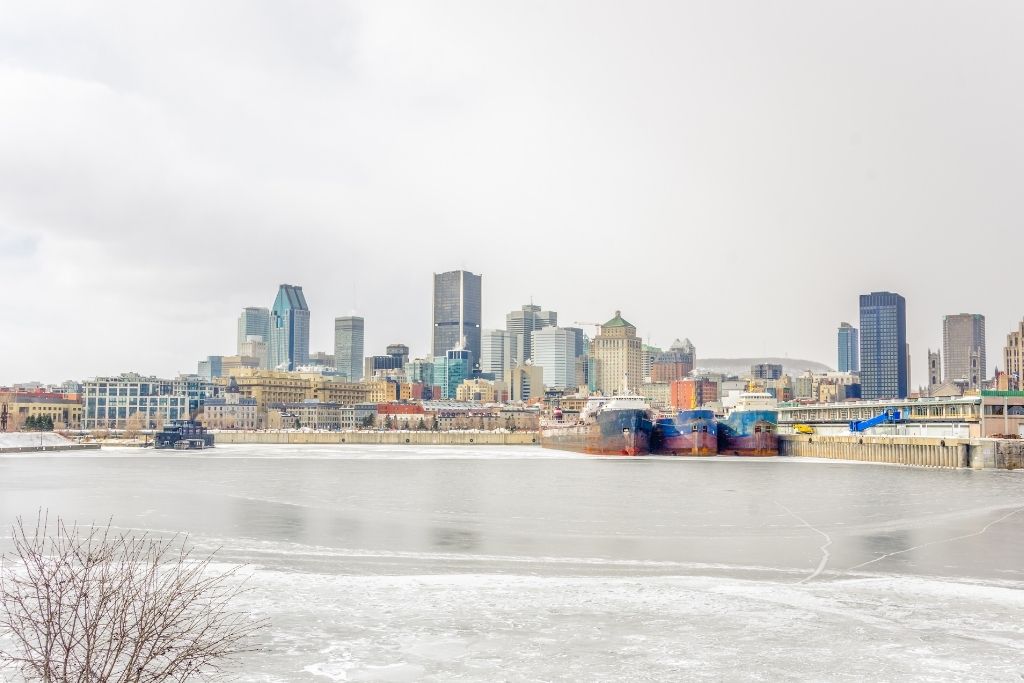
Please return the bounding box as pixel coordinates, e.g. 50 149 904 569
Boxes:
0 392 82 430
202 386 259 430
456 378 496 402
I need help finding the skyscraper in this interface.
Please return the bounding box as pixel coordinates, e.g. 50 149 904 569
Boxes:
1004 319 1024 386
591 311 642 395
531 327 577 390
269 284 310 371
480 329 517 382
334 316 365 381
237 307 271 353
505 304 557 364
432 270 482 366
859 291 908 400
837 322 859 373
943 313 986 388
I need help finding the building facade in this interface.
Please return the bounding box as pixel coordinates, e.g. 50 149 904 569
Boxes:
334 316 365 381
859 291 908 400
509 363 545 402
480 329 517 382
270 284 310 371
239 336 269 369
1005 319 1024 386
237 307 271 355
202 385 259 430
432 270 482 366
432 349 471 399
82 374 190 429
651 339 695 383
943 313 986 389
505 304 556 364
591 311 642 395
531 327 577 390
750 363 783 381
837 322 859 373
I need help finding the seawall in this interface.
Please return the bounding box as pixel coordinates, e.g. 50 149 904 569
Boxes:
213 431 540 446
779 434 1024 469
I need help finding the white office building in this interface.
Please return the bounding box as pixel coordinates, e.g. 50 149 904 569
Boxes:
531 327 577 390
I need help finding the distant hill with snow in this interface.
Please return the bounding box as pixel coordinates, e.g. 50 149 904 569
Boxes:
694 357 833 377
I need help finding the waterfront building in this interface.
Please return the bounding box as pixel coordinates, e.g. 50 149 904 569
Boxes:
82 374 191 429
456 378 497 403
531 327 577 390
432 270 482 366
943 314 986 389
376 403 428 429
239 336 269 369
432 349 471 399
312 379 371 406
237 307 271 355
751 363 783 381
269 399 344 430
334 316 365 381
229 369 312 410
1005 319 1024 386
859 291 908 400
480 329 517 382
2 393 82 430
591 311 642 395
509 363 545 403
651 339 695 383
364 379 408 403
837 322 859 373
270 284 310 371
506 304 556 364
202 380 258 430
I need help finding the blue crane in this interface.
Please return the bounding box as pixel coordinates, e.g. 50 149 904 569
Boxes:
849 408 902 433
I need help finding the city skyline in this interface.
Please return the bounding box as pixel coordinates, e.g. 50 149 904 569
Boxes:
2 3 1023 383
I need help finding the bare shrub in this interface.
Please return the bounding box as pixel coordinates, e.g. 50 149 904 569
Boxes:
0 513 266 681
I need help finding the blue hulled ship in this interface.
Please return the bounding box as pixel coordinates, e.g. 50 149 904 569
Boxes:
718 392 779 456
652 409 718 455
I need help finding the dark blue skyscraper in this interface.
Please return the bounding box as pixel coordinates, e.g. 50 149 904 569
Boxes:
859 291 907 399
837 322 859 372
270 284 310 371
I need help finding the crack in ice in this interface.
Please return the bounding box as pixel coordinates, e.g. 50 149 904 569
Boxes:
848 505 1024 572
777 502 832 584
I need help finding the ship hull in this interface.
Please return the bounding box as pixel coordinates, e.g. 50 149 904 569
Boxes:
652 410 718 455
718 410 778 456
541 408 654 456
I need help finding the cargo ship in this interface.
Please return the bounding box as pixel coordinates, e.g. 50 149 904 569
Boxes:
541 395 654 456
651 409 718 455
718 392 779 456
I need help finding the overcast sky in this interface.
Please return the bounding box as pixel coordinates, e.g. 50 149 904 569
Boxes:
1 1 1021 385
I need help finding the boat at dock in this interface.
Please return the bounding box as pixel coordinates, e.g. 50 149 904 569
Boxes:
718 392 779 456
154 419 215 450
652 409 718 455
541 395 655 456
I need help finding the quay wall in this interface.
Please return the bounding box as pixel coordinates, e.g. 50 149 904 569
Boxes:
0 443 102 454
213 431 540 446
779 434 970 468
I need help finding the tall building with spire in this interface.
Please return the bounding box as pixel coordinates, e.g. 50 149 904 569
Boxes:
590 311 642 395
269 284 310 371
432 270 482 366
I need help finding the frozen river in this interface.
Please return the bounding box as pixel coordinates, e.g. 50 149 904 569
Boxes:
2 445 1024 681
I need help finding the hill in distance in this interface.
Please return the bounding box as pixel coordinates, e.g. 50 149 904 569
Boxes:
694 357 834 378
